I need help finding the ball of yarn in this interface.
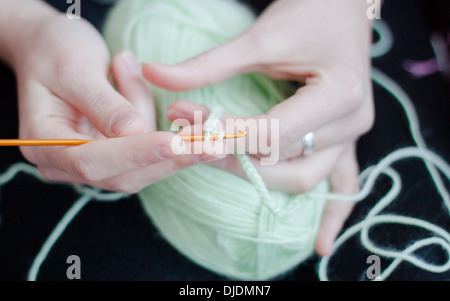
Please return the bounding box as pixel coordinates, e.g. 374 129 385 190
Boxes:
103 0 329 280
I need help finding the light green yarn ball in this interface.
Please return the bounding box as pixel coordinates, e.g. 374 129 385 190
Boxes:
103 0 329 280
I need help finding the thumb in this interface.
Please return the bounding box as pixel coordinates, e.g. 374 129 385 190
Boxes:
83 79 146 138
59 67 147 138
142 33 259 91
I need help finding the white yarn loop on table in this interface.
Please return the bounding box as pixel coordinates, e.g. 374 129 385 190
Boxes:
317 69 450 280
317 19 450 280
371 19 394 58
0 162 126 281
318 149 450 280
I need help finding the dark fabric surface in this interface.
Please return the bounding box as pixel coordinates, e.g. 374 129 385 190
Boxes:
0 0 448 281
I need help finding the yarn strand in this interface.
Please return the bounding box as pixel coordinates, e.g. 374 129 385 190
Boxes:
0 162 126 281
317 68 450 280
27 194 92 281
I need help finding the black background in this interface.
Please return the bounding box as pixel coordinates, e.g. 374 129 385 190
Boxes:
0 0 449 282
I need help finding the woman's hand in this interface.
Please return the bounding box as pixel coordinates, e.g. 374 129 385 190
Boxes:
8 5 221 194
141 0 375 255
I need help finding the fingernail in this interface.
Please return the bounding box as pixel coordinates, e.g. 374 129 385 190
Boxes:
121 51 139 74
111 111 137 135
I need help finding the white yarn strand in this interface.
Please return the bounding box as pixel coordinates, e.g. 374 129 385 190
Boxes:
371 19 394 58
317 19 450 280
0 162 126 280
27 194 92 281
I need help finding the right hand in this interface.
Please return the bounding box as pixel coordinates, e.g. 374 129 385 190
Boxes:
13 13 223 193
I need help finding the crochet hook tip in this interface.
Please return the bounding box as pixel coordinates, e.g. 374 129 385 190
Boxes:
237 130 247 137
180 129 247 141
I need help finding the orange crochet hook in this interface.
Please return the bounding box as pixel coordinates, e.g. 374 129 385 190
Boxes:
0 131 247 146
0 139 93 146
180 130 247 142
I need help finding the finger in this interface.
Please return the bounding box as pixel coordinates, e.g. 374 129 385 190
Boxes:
99 152 225 194
167 95 370 161
62 132 194 181
206 143 348 194
167 100 227 124
142 33 259 91
50 55 146 137
38 151 225 194
19 85 224 184
315 144 360 257
42 132 189 182
167 100 210 123
275 97 374 160
37 166 83 185
18 82 92 165
112 51 157 132
265 77 366 151
168 69 373 155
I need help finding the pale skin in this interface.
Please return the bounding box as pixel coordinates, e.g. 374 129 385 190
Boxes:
0 0 225 194
0 0 375 257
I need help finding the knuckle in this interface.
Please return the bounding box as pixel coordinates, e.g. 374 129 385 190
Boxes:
88 90 114 119
108 180 140 194
54 57 85 85
262 113 278 148
68 152 99 182
277 121 296 148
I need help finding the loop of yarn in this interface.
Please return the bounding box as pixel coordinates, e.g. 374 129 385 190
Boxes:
316 69 450 281
203 106 224 142
371 19 394 58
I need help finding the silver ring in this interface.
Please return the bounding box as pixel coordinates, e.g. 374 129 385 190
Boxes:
301 132 315 156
